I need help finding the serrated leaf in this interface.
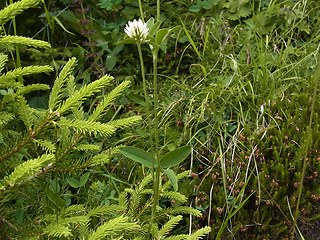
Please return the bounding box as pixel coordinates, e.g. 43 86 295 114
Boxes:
160 145 191 168
120 146 157 168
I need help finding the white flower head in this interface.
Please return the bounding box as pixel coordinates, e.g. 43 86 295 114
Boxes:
124 19 149 43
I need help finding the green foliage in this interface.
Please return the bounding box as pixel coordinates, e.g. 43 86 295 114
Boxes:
98 0 123 11
120 146 157 168
189 0 251 20
38 172 211 239
42 204 131 238
120 145 191 169
0 35 51 50
121 172 211 239
1 0 320 239
160 146 191 168
0 154 54 190
88 215 139 240
0 2 141 237
0 0 44 25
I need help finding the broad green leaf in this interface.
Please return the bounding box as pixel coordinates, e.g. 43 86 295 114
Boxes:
156 28 169 45
105 53 116 71
66 177 81 188
15 209 24 223
45 188 66 209
120 146 157 168
165 169 178 191
148 21 162 37
146 17 154 29
67 173 90 188
79 172 90 186
189 4 201 12
160 145 191 168
167 26 180 35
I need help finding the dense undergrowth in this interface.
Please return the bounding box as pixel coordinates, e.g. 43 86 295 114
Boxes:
0 0 319 239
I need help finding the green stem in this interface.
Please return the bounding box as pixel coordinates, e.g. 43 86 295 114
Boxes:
138 0 145 22
148 48 160 238
153 49 160 203
54 123 59 223
291 62 319 239
136 42 152 141
157 0 160 22
137 43 148 106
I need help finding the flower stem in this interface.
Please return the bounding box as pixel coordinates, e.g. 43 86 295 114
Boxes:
157 0 160 22
151 48 161 227
138 0 145 23
136 43 148 106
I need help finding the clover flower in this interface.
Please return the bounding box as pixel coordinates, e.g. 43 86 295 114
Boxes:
124 19 149 43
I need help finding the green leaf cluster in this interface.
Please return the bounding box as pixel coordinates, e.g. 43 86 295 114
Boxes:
0 2 142 237
40 172 211 239
189 0 251 20
120 145 191 191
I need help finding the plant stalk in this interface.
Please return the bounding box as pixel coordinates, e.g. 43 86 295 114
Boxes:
149 48 161 237
138 0 145 22
137 43 148 107
153 48 161 205
157 0 160 22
